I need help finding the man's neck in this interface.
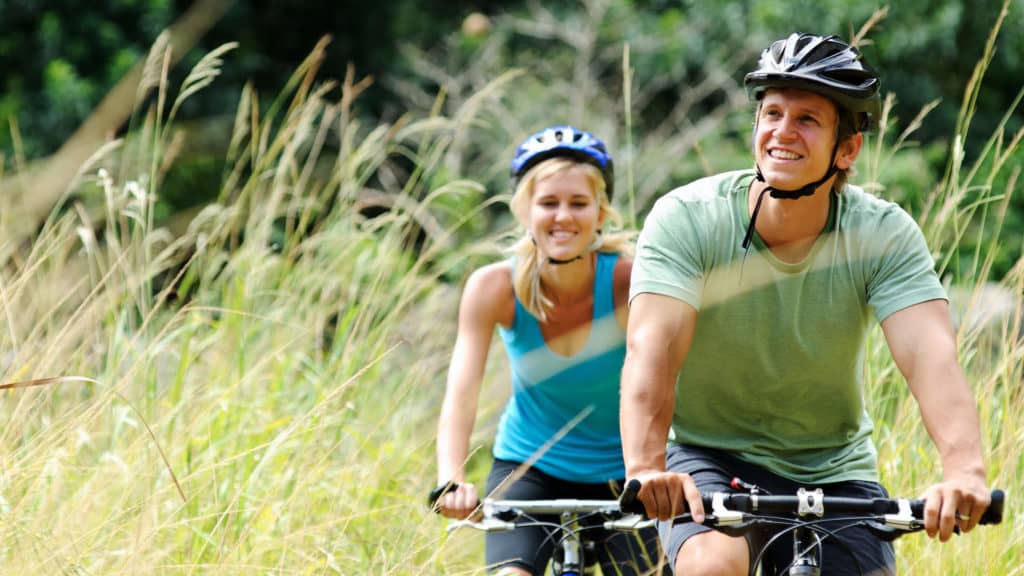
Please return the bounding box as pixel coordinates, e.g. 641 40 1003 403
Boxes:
749 181 832 260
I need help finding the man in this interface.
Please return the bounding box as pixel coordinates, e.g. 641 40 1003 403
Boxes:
621 33 990 575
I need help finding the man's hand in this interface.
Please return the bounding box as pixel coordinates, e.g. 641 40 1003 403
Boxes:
921 472 990 541
631 471 705 522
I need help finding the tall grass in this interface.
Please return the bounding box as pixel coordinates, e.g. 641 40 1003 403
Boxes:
859 2 1023 572
0 31 502 575
0 6 1020 576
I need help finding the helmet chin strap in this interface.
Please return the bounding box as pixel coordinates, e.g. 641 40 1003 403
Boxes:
741 138 840 251
547 255 584 265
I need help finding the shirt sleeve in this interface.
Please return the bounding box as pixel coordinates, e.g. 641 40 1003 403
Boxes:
629 194 706 310
867 206 947 322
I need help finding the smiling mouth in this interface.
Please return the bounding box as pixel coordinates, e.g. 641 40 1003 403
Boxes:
769 149 802 160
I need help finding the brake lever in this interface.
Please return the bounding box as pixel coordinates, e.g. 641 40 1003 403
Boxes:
670 513 757 537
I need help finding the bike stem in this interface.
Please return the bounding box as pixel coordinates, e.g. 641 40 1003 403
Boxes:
788 525 822 576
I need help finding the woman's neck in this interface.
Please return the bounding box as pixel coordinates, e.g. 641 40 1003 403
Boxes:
540 253 596 306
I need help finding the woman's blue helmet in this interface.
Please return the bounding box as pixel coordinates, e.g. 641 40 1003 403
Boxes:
510 125 614 200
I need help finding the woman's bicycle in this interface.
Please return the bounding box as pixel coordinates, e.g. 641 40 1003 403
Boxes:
619 478 1006 576
430 484 663 575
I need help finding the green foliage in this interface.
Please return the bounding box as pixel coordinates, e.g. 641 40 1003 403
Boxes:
0 0 173 158
3 1 1019 276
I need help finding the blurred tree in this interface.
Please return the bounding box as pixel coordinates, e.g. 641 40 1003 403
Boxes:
5 0 1018 169
0 0 515 159
0 0 1018 275
176 0 515 121
0 0 519 225
0 0 174 159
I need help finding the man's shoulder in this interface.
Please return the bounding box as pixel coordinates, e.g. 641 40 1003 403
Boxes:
652 170 752 217
840 184 917 229
663 170 751 201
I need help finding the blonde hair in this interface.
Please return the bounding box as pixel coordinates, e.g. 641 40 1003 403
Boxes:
508 157 633 322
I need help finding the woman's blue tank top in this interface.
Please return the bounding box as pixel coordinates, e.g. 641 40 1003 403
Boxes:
493 252 627 482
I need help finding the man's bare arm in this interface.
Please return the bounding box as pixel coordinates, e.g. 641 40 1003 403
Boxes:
621 292 701 520
881 298 989 541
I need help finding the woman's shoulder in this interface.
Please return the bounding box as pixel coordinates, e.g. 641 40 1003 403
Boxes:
611 255 632 306
467 260 513 287
611 255 633 280
462 260 515 326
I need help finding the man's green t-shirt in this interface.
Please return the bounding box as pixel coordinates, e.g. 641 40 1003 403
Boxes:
631 170 947 483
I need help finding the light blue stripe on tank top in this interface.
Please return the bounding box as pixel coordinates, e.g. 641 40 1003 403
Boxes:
494 252 627 483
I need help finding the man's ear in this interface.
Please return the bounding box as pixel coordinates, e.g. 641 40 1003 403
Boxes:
836 133 863 170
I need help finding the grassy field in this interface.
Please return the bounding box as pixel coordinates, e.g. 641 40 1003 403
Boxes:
0 11 1021 576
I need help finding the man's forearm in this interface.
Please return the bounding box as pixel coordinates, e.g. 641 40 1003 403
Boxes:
911 358 986 479
620 349 677 476
621 293 696 477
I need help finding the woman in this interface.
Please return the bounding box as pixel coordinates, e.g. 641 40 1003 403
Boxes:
433 126 664 575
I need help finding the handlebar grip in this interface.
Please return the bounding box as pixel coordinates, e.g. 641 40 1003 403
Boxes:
979 489 1004 525
619 479 648 516
427 481 460 509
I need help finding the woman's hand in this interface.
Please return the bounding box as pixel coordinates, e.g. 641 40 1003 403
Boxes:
430 482 480 520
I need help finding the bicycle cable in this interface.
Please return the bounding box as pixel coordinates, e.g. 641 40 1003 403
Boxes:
754 515 897 576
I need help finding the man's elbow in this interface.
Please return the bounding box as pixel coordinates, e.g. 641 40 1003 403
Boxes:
625 320 673 357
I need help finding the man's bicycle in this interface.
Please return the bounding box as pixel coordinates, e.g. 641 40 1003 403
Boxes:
431 485 664 575
619 478 1006 576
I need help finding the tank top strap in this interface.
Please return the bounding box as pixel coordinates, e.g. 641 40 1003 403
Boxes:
592 252 620 320
503 253 620 344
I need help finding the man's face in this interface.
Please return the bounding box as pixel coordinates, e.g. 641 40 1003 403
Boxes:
753 88 841 190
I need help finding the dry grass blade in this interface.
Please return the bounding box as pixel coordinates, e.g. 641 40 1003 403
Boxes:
850 6 890 47
166 42 240 127
485 406 594 501
0 376 188 504
0 375 95 390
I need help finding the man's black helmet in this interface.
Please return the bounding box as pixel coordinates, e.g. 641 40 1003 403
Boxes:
744 33 881 131
510 125 615 200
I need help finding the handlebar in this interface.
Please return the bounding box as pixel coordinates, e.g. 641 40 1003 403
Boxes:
619 479 1006 528
482 498 624 515
441 496 655 533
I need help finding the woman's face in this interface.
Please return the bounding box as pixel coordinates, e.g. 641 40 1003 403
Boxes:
529 166 602 263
